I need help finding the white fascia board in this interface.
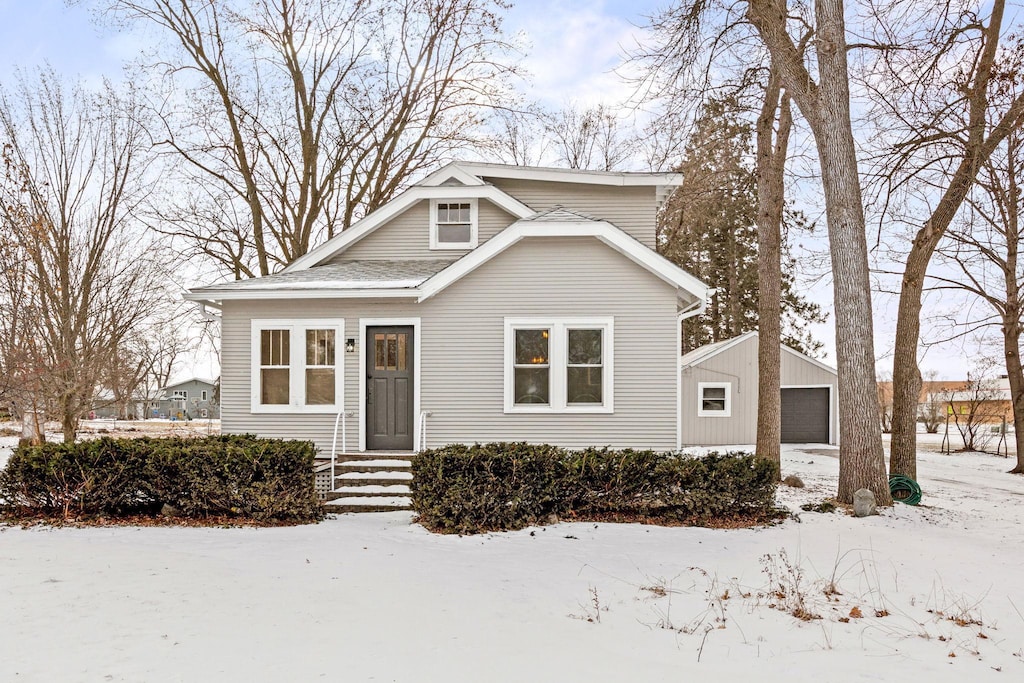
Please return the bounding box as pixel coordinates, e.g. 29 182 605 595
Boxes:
183 288 418 302
417 220 710 302
283 185 534 273
453 162 682 187
781 344 838 376
417 163 487 187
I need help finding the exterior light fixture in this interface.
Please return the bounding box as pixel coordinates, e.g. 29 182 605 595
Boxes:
345 338 356 353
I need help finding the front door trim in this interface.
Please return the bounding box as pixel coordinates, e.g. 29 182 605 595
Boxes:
359 317 421 451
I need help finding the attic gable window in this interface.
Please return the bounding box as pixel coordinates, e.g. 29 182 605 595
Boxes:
430 198 478 249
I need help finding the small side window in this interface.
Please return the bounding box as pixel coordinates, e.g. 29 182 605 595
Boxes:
698 382 731 417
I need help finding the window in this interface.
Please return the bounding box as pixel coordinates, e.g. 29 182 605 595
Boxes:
504 318 613 413
251 320 344 413
172 390 188 399
430 198 478 249
698 382 731 417
201 390 208 402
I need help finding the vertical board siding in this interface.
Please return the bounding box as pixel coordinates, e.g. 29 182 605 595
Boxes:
221 237 679 453
484 178 658 249
679 336 839 446
332 199 517 262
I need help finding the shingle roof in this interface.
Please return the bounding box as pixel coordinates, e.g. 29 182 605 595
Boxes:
522 206 601 222
191 259 455 292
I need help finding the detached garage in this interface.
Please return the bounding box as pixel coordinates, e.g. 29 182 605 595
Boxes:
679 331 839 446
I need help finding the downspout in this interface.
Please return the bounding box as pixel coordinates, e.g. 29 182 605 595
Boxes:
676 290 715 451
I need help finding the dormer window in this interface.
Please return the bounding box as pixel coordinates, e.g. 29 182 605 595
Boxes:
430 198 478 249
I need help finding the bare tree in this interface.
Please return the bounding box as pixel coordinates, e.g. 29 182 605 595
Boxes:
937 364 1005 452
90 0 519 277
868 0 1024 479
0 70 170 441
932 120 1024 473
544 103 635 171
745 0 891 504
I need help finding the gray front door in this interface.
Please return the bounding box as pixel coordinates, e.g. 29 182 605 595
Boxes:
366 326 415 450
780 387 831 443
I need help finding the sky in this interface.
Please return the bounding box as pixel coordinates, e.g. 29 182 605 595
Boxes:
0 0 978 380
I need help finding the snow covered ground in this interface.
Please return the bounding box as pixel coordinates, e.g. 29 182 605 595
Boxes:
1 437 1022 682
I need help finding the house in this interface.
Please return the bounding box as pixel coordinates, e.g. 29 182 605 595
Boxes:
680 331 839 445
877 378 1013 427
186 162 720 455
157 378 220 420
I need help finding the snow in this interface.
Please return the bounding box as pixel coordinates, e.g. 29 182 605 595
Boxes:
325 495 412 507
338 470 413 480
1 436 1023 681
339 459 412 468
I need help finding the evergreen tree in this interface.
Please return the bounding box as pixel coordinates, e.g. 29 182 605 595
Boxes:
658 97 825 355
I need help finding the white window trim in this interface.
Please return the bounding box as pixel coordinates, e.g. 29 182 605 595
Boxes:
503 317 614 414
429 198 478 250
201 390 208 402
697 381 731 418
250 319 345 414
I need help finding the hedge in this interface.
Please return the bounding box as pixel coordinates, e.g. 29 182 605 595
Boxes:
411 443 780 534
0 435 323 523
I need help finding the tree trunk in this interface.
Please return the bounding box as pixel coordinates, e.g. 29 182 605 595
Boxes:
747 0 891 504
754 69 791 476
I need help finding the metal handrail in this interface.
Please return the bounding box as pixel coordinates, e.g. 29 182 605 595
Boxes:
418 410 433 453
330 409 356 483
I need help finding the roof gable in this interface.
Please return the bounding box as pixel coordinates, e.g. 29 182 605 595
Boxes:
680 331 837 376
418 218 710 303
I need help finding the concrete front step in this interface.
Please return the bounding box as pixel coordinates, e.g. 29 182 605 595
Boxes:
334 484 410 497
334 452 415 464
336 459 412 474
326 496 412 513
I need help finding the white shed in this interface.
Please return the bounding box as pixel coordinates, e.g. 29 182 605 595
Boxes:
679 331 839 446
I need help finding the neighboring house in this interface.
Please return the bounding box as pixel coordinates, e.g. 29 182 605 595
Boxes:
157 378 220 420
877 379 1013 426
187 162 719 453
680 331 839 445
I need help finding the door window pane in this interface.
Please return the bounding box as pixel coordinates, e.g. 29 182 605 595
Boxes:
387 334 397 370
397 333 407 371
375 333 386 370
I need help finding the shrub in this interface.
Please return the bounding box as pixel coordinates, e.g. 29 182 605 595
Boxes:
411 443 779 534
0 435 323 523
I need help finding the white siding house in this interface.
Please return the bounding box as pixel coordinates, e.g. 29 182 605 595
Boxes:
187 163 713 454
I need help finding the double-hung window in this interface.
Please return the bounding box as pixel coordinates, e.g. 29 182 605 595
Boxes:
251 319 344 413
504 317 613 413
430 199 478 249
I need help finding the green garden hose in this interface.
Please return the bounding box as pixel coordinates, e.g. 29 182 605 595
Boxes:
889 475 922 506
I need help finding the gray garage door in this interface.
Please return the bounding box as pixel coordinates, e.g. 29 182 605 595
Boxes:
781 388 830 443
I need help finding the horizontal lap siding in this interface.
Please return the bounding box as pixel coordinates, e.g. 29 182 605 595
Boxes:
680 337 759 446
485 178 658 249
221 236 678 452
331 199 517 262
